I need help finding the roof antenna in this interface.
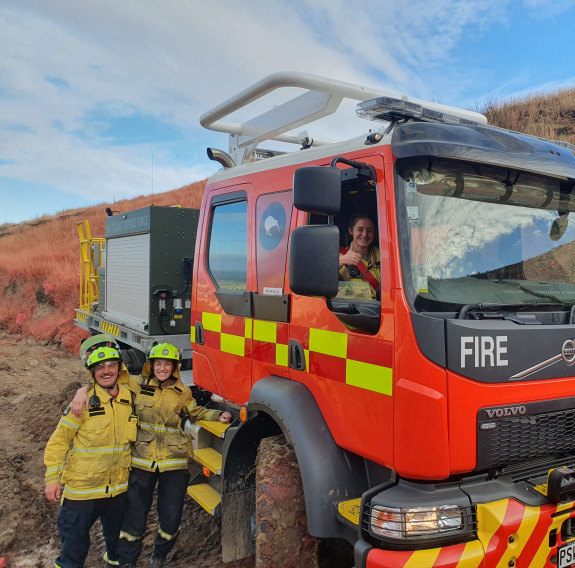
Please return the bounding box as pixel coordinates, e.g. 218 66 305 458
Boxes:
149 143 154 204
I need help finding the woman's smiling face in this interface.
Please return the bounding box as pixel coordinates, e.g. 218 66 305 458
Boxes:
349 217 375 249
153 359 174 382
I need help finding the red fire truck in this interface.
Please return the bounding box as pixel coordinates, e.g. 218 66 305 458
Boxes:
76 72 575 567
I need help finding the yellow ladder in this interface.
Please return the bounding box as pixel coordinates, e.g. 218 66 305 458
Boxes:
77 220 104 312
187 421 231 515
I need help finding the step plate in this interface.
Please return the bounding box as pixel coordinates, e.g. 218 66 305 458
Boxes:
337 498 361 526
198 420 230 438
187 483 221 515
193 447 222 475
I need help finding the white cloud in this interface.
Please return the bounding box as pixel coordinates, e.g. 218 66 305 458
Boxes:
0 0 572 220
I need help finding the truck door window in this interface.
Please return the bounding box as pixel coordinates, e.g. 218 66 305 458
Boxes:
307 169 382 334
333 177 380 302
256 191 292 295
207 200 248 290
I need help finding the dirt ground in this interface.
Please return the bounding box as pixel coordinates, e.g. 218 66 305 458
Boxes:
0 333 255 568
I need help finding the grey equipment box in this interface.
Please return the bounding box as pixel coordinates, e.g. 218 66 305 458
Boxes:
102 205 199 336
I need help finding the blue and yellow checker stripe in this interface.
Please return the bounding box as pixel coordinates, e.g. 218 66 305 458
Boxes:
192 312 392 396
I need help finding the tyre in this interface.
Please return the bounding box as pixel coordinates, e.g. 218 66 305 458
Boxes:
255 435 320 568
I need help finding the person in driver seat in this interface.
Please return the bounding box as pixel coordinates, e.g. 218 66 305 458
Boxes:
339 213 381 299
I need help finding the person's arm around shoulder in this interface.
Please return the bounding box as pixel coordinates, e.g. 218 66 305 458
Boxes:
70 385 90 417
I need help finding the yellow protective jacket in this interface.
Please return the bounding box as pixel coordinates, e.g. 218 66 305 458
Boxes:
127 374 221 472
338 246 381 299
44 374 137 501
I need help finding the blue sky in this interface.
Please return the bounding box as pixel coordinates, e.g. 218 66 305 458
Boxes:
2 0 575 224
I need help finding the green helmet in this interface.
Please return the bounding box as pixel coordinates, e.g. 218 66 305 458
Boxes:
80 334 119 365
86 346 121 369
148 343 181 361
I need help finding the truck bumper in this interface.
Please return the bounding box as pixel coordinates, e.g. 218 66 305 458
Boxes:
355 497 575 567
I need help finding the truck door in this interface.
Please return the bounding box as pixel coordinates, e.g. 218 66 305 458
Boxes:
192 186 253 404
288 154 395 466
250 189 293 385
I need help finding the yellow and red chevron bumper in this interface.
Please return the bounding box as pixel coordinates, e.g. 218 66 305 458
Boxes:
363 498 575 567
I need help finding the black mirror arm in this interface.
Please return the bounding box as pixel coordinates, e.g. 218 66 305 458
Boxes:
330 156 376 182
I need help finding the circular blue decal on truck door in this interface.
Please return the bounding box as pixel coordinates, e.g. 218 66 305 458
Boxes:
258 202 286 251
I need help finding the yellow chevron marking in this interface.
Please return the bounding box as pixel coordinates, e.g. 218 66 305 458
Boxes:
101 322 119 336
530 503 573 567
495 505 539 568
404 547 441 567
459 540 484 567
477 500 511 554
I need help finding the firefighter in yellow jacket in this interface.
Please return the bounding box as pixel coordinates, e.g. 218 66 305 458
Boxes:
118 343 231 567
71 342 232 567
44 346 137 568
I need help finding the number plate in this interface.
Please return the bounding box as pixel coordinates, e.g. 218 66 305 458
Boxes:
559 540 575 568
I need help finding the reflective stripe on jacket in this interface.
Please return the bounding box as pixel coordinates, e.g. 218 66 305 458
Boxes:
44 374 137 501
128 375 221 472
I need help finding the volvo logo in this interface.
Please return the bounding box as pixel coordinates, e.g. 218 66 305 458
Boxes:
485 406 527 418
510 337 575 380
561 339 575 366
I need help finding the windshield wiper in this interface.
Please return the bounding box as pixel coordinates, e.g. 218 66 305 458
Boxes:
496 279 568 304
458 302 566 320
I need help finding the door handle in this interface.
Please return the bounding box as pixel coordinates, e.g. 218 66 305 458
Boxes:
195 322 205 345
288 339 306 371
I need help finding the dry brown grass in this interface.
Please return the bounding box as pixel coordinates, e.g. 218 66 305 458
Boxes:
483 86 575 144
4 85 575 352
0 180 206 352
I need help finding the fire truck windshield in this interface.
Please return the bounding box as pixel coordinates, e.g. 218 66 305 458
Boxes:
396 157 575 312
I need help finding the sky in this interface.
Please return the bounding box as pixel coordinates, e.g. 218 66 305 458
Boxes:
2 0 575 224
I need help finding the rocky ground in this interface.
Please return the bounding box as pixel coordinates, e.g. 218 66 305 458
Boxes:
0 333 255 568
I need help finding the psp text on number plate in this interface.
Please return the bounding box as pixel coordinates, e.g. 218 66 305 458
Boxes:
559 540 575 568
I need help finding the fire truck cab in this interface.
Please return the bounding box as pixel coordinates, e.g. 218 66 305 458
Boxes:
192 73 575 568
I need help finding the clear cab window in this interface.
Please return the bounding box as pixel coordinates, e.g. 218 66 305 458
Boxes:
396 157 575 312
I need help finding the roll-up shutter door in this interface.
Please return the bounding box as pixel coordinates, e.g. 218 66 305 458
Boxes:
106 234 150 324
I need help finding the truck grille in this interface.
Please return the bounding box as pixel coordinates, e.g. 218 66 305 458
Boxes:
477 397 575 470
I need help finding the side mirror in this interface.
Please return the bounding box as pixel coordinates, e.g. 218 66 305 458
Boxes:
550 213 569 241
293 166 341 215
289 225 339 297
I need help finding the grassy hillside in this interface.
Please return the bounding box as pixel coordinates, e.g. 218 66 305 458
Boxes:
0 180 205 352
483 87 575 144
2 85 575 353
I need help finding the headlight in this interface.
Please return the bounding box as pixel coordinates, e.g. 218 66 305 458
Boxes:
370 505 465 539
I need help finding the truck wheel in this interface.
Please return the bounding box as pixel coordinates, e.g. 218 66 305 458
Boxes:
255 435 320 568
